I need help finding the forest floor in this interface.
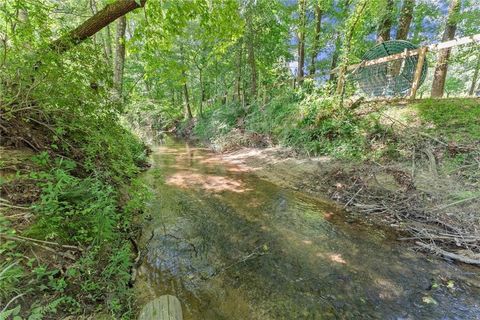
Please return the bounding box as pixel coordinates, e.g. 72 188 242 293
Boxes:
193 98 480 266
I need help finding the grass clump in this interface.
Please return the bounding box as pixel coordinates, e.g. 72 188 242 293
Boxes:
413 98 480 142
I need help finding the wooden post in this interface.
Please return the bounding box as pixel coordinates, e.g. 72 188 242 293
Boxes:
138 295 183 320
409 46 428 99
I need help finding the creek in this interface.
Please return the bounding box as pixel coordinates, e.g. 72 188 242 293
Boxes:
135 138 480 319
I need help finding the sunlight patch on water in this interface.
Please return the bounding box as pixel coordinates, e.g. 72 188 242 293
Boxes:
166 171 252 193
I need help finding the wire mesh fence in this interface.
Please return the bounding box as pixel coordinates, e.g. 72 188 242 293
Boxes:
343 35 480 100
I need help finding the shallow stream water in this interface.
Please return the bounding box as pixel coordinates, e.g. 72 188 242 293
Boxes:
135 138 480 319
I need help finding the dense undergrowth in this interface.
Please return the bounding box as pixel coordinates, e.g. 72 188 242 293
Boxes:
1 35 149 319
186 86 388 159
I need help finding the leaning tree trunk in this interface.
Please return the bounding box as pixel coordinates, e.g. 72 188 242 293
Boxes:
376 0 393 43
396 0 415 40
199 68 205 118
113 15 126 97
297 0 306 84
336 0 368 95
390 0 415 76
309 4 322 76
51 0 146 54
329 35 341 82
431 0 461 98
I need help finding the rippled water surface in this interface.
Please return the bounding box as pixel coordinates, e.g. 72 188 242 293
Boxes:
135 138 480 319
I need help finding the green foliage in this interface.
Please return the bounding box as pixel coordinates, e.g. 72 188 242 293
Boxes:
0 164 149 318
0 261 24 299
192 100 247 141
0 1 150 318
191 87 378 159
444 77 466 97
29 168 118 244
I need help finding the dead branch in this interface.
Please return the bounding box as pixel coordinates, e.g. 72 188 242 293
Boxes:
431 195 480 212
416 241 480 265
1 292 26 314
0 234 82 251
0 202 32 210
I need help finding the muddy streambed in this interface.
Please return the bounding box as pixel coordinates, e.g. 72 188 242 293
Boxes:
135 138 480 319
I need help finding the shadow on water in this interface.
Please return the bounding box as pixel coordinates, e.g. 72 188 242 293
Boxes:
135 138 480 320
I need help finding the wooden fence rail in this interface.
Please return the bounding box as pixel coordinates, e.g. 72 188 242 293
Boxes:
330 33 480 74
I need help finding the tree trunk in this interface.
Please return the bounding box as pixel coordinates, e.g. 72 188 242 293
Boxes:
51 0 146 54
329 0 351 82
113 15 126 97
104 25 113 61
469 56 480 96
247 17 257 100
336 0 368 95
199 69 205 118
183 82 193 119
431 0 461 97
376 0 393 43
236 39 243 102
309 4 322 76
396 0 415 40
297 0 306 84
329 35 340 82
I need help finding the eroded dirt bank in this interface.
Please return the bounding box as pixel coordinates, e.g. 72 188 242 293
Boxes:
212 145 480 266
